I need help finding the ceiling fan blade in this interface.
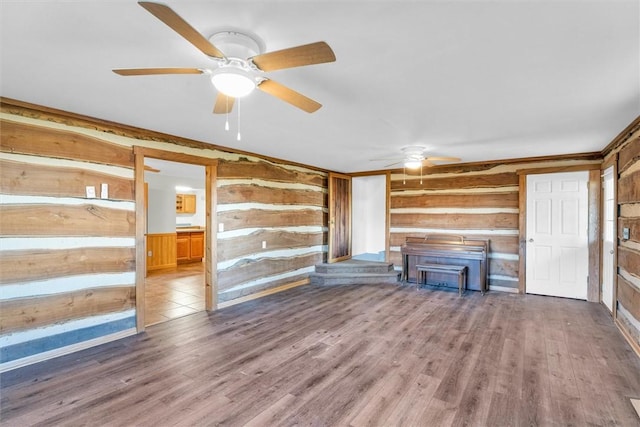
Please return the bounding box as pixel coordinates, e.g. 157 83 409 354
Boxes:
113 67 203 76
422 159 435 167
213 93 235 114
144 165 161 173
251 41 336 72
257 79 322 113
138 1 226 59
426 156 461 162
383 161 403 168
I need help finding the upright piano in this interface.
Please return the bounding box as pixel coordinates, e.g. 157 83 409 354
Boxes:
401 234 489 293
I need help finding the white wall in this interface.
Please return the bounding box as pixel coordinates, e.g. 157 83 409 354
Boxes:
145 169 205 231
352 175 386 259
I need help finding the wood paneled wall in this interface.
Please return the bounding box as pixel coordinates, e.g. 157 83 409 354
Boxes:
0 100 329 369
389 157 600 292
604 117 640 354
216 159 327 302
0 116 137 369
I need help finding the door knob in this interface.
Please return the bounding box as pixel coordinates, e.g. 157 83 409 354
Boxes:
610 250 614 254
528 238 534 243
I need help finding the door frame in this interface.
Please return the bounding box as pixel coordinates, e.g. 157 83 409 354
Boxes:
601 155 618 317
350 171 391 262
328 172 352 263
517 164 601 301
134 146 218 332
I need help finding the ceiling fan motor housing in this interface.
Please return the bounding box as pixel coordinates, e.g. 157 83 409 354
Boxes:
208 29 265 60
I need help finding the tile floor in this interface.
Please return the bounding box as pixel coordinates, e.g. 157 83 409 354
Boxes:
145 262 205 326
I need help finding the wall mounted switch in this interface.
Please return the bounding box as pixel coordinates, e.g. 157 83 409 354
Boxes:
218 223 224 232
623 227 630 240
262 241 267 249
100 183 109 199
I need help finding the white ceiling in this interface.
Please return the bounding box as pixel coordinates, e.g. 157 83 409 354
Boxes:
1 1 638 173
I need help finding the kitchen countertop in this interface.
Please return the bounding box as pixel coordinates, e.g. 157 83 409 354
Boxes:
176 227 205 233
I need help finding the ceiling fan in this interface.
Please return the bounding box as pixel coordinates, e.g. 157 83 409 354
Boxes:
372 145 461 169
113 1 336 114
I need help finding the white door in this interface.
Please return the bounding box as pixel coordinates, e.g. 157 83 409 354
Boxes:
601 167 615 311
526 171 589 299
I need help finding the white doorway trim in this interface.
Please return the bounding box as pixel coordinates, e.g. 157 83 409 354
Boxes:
601 162 617 314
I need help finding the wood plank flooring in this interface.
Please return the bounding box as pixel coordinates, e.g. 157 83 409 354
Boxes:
2 283 640 426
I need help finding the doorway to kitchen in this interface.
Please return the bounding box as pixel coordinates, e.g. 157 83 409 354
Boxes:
144 157 206 326
134 146 218 332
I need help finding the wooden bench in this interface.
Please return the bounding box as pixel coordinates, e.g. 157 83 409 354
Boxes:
416 264 468 296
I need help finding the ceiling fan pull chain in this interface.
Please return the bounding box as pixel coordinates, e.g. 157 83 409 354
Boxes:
225 96 230 131
236 98 242 141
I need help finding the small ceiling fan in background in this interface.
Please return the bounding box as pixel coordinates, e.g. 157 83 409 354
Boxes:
113 1 336 114
371 145 461 169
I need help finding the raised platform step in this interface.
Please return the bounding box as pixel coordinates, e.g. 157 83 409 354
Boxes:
310 260 400 286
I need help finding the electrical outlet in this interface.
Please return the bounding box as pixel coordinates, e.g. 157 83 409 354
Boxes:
218 223 224 232
147 250 152 257
262 241 267 249
85 186 96 198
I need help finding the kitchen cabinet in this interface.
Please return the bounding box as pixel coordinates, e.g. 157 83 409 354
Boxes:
176 194 196 214
176 230 204 263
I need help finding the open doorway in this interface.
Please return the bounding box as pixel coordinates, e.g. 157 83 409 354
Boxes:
134 146 218 332
144 158 206 326
352 174 389 262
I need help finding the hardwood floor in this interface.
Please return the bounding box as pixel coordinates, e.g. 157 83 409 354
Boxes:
145 263 205 326
2 284 640 426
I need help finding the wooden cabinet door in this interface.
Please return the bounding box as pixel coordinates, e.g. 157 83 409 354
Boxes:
183 195 197 213
176 234 190 262
190 232 204 260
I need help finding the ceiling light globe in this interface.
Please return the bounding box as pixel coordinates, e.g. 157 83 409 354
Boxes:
211 67 255 98
404 160 422 169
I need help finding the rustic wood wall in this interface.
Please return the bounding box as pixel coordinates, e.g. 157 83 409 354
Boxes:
0 116 137 369
216 159 327 302
389 156 601 292
0 99 328 369
604 117 640 354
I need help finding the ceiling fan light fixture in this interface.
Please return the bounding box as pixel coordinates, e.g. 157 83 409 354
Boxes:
404 159 422 169
211 66 255 98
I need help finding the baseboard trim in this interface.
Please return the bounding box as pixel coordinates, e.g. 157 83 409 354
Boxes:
0 328 137 373
218 279 310 309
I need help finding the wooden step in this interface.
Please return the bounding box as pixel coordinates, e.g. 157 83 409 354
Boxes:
314 260 394 275
309 271 400 286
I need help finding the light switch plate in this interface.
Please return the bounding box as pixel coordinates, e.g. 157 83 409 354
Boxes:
623 227 630 240
100 183 109 199
85 186 96 198
218 223 224 232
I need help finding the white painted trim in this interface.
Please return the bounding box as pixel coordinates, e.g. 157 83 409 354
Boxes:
0 237 135 251
217 203 323 212
489 274 519 282
0 194 134 211
0 152 134 179
489 285 519 293
488 253 519 261
218 226 325 239
217 179 324 191
1 272 136 299
0 309 136 346
391 207 519 214
217 245 326 270
391 187 519 196
390 227 519 235
221 266 315 293
620 268 640 288
0 328 137 373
